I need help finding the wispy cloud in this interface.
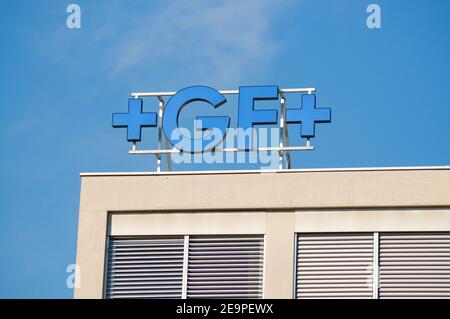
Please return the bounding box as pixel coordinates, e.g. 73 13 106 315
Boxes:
105 0 286 86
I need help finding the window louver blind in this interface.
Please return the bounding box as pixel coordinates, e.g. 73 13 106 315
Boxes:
187 235 264 299
106 236 185 299
296 233 374 299
379 232 450 299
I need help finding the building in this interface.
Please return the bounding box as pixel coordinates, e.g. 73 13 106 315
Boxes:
74 166 450 299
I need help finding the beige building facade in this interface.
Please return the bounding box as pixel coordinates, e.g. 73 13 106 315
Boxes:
74 166 450 299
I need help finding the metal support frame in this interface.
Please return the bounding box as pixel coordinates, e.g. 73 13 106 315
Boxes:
279 95 287 170
129 145 313 155
279 93 294 170
129 88 317 172
156 97 163 173
131 88 316 98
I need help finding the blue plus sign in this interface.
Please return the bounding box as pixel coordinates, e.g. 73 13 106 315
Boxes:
285 94 331 137
112 98 157 142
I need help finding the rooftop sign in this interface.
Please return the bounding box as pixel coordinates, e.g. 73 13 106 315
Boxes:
112 85 331 171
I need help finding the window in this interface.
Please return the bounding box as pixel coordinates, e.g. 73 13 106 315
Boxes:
379 232 450 299
295 232 450 299
105 235 264 299
295 233 375 299
105 236 185 299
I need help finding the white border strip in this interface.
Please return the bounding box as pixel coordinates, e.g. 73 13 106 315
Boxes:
372 232 380 299
181 235 189 299
80 166 450 177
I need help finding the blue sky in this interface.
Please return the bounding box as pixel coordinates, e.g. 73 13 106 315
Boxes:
0 0 449 298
